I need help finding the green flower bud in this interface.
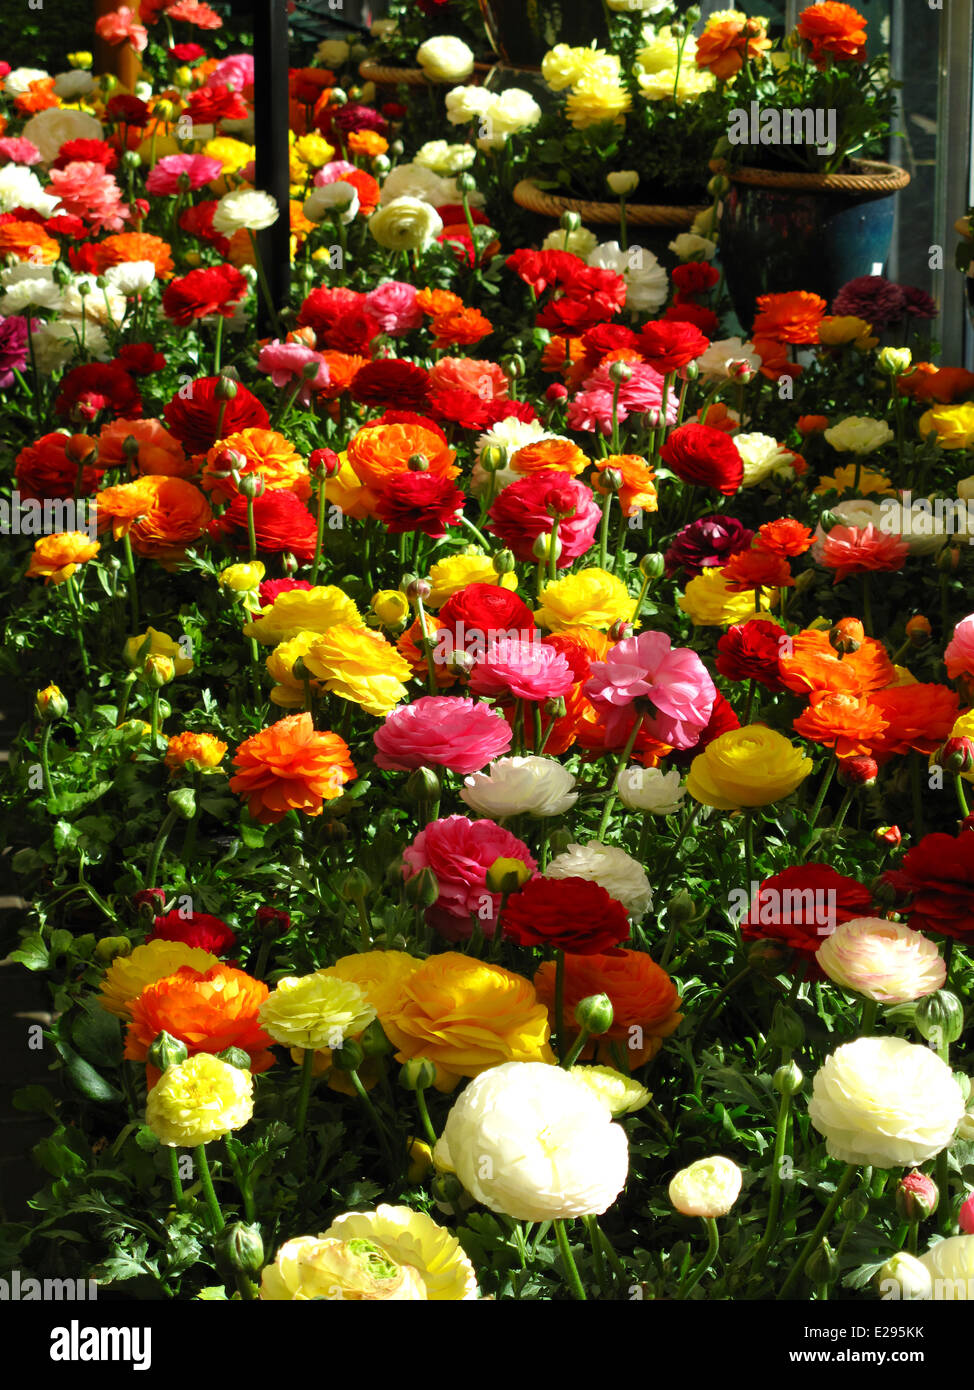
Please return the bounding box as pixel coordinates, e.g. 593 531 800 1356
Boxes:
35 685 68 723
768 1002 805 1055
215 371 239 401
431 1171 464 1208
841 1189 869 1224
340 868 371 904
94 935 133 964
574 993 614 1035
818 509 840 533
237 470 265 500
492 548 516 574
404 866 440 908
399 1058 437 1091
214 1046 252 1071
147 1030 189 1071
773 1060 803 1095
805 1237 838 1287
639 552 665 579
559 210 582 233
480 444 508 473
332 1038 365 1071
547 827 574 857
914 989 964 1047
405 765 441 802
664 889 697 928
167 787 197 821
358 1019 393 1057
215 1221 264 1280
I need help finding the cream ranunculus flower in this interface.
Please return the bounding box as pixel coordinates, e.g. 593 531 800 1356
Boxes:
444 84 493 125
433 1061 628 1221
546 840 653 920
733 432 796 487
368 196 444 252
145 1054 254 1147
460 756 578 819
212 189 280 236
917 1236 974 1299
615 765 686 815
570 1064 651 1116
260 1235 427 1300
807 1036 966 1168
695 336 761 383
816 918 946 1005
258 973 376 1052
321 1205 478 1299
413 140 476 174
416 36 475 83
541 226 599 257
21 107 104 163
486 88 542 139
669 1156 742 1217
303 181 359 225
824 416 895 454
587 241 668 314
668 231 717 261
103 260 157 296
607 170 639 196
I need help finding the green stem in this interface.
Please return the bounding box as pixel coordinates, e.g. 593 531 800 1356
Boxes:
830 785 855 835
859 997 878 1035
776 1166 856 1300
121 532 139 631
39 724 54 794
743 809 755 888
167 1146 185 1212
414 1083 438 1149
212 312 224 375
294 1047 316 1135
63 573 91 678
145 809 178 890
554 1220 587 1301
750 1087 794 1274
679 1217 720 1298
224 1139 256 1224
598 493 613 570
583 1213 610 1296
194 1144 225 1232
554 948 566 1063
246 496 257 562
348 1067 396 1171
955 774 970 818
596 714 644 840
561 1026 593 1070
806 757 836 839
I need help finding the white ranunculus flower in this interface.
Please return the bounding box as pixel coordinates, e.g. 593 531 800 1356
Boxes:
368 197 443 252
103 261 157 296
876 497 956 555
615 765 686 815
417 36 475 83
824 416 895 454
807 1036 965 1168
546 841 653 921
303 181 359 225
0 164 59 216
670 231 717 261
1 261 55 288
433 1062 629 1222
52 70 96 100
211 189 280 235
444 84 493 125
21 107 104 164
918 1236 974 1299
471 418 549 497
4 67 49 96
607 170 640 196
669 1156 743 1217
460 757 578 819
570 1065 650 1116
542 226 598 257
587 240 668 314
483 88 542 141
0 276 63 314
31 318 110 371
815 918 946 1005
696 336 761 382
733 432 795 488
414 140 476 175
379 162 483 209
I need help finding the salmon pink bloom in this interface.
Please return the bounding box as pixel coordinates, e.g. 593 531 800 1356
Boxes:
469 637 574 703
815 523 909 582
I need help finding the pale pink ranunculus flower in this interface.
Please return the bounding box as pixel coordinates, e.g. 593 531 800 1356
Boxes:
256 339 329 405
374 695 512 775
945 614 974 680
313 160 358 186
585 630 717 749
363 280 423 336
95 5 148 52
0 137 41 166
402 814 537 939
469 636 574 703
815 918 945 1005
430 356 508 401
48 161 129 232
145 153 224 195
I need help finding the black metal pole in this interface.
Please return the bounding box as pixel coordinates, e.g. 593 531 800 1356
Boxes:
253 0 291 334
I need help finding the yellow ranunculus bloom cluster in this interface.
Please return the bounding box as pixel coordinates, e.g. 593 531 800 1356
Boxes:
259 973 377 1052
243 585 364 644
678 567 775 627
686 725 813 809
535 568 636 631
146 1054 254 1147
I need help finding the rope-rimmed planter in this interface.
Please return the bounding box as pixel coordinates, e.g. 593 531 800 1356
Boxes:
358 60 494 88
513 178 707 230
707 158 911 329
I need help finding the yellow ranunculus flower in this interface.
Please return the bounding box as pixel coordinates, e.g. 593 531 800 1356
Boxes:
136 134 179 165
123 627 193 675
570 1065 651 1116
637 65 715 102
259 973 376 1052
201 136 254 176
542 43 618 91
266 630 324 708
164 731 228 772
99 941 221 1018
294 132 336 167
686 725 813 809
383 952 554 1091
146 1054 254 1147
243 586 363 645
678 568 775 627
323 454 377 521
565 74 632 128
938 709 974 784
322 1207 478 1299
426 550 518 608
303 624 412 717
535 568 636 631
818 315 877 349
371 589 410 626
813 463 895 497
824 416 894 454
218 561 265 593
918 402 974 451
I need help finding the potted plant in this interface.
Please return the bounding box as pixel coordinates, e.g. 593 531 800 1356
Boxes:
358 0 496 89
701 4 907 328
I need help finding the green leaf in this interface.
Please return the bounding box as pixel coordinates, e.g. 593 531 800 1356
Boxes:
12 1084 58 1119
56 1039 123 1104
49 781 114 816
71 1004 122 1069
8 933 49 970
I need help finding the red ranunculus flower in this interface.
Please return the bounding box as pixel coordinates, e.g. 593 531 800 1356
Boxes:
105 94 151 127
883 827 974 940
438 582 537 652
163 375 269 454
638 319 710 372
50 138 118 171
15 432 104 500
351 358 430 411
664 300 720 336
658 422 743 496
116 341 166 376
664 689 741 768
671 262 721 296
208 488 319 561
741 863 876 970
257 577 313 606
148 908 236 955
716 618 789 690
506 248 580 295
502 876 631 953
185 83 248 125
581 322 639 357
374 470 465 538
54 363 142 423
487 469 601 566
179 200 230 256
161 264 248 326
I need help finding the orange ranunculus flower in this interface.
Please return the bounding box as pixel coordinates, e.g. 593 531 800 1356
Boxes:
534 949 682 1067
324 456 379 521
0 221 59 263
541 334 586 378
124 964 275 1079
346 129 388 157
229 711 356 823
15 79 58 114
202 428 310 503
697 401 740 433
96 476 159 539
430 306 493 349
756 518 814 557
317 350 367 399
793 691 888 758
722 547 793 592
866 684 960 759
26 532 100 585
898 363 974 405
98 417 192 478
696 15 771 80
818 524 909 582
797 414 830 435
346 421 458 494
511 437 588 478
778 627 895 698
93 232 175 279
164 730 228 772
752 290 827 345
752 335 803 382
397 615 456 689
416 287 463 317
591 454 658 516
100 475 212 562
796 1 868 64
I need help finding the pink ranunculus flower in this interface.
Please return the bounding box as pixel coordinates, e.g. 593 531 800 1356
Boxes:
945 614 974 680
566 389 620 436
582 361 678 419
49 161 129 232
402 814 537 940
0 137 42 166
815 917 946 1005
145 153 224 195
815 524 909 583
469 637 574 703
95 5 149 52
585 630 717 748
430 356 509 401
207 53 254 92
486 469 601 567
314 160 358 186
363 280 422 336
373 695 513 775
256 339 329 405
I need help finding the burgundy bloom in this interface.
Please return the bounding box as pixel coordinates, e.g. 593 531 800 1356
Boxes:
351 358 430 411
664 514 754 578
663 300 720 336
502 876 630 954
374 470 465 538
105 94 150 127
116 342 166 376
831 275 907 326
901 286 937 319
329 103 388 137
54 363 143 423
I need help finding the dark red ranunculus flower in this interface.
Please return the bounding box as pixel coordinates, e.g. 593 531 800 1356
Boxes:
115 341 166 376
502 876 630 954
208 488 319 561
163 376 269 454
883 827 974 940
831 275 906 326
374 470 465 538
741 863 876 971
148 909 236 955
50 138 118 171
351 358 430 411
659 423 743 496
638 319 710 373
105 94 150 127
162 264 248 326
671 262 721 296
255 905 291 935
43 213 87 238
663 300 720 336
664 514 753 578
329 103 388 137
716 619 789 690
54 363 142 423
169 42 206 61
439 582 537 651
257 577 313 607
15 431 104 500
185 83 248 125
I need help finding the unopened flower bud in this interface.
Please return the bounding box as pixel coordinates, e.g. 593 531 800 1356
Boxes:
607 169 639 196
215 371 238 400
936 737 974 773
769 1002 805 1054
147 1030 189 1071
406 577 431 601
608 619 633 642
358 1018 393 1057
502 354 525 379
309 447 340 477
545 485 577 520
574 993 613 1035
914 989 964 1046
35 684 68 722
938 545 961 573
404 866 440 908
492 548 515 575
399 1058 437 1092
408 452 429 473
959 1194 974 1235
829 618 864 655
340 867 371 904
707 172 730 198
806 1237 838 1287
608 360 633 386
559 210 582 233
167 786 196 820
431 1171 464 1211
895 1171 939 1222
878 346 912 375
142 653 176 687
837 754 878 787
237 470 265 500
332 1038 364 1071
544 695 566 718
405 765 440 803
747 938 793 975
818 509 840 533
905 615 932 647
532 532 562 564
485 856 531 895
683 359 701 381
841 1189 869 1224
214 1046 252 1070
874 824 902 848
94 935 133 963
215 1221 264 1280
480 444 508 473
773 1060 804 1095
640 552 665 579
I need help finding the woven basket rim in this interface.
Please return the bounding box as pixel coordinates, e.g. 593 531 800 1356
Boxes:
709 157 910 193
358 59 493 83
512 177 708 226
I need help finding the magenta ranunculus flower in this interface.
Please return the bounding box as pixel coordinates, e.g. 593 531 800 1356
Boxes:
945 614 974 680
363 280 423 336
256 339 329 404
0 315 35 388
585 630 717 748
469 637 574 703
487 469 601 566
373 695 512 774
145 153 224 195
402 814 537 939
313 160 358 187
